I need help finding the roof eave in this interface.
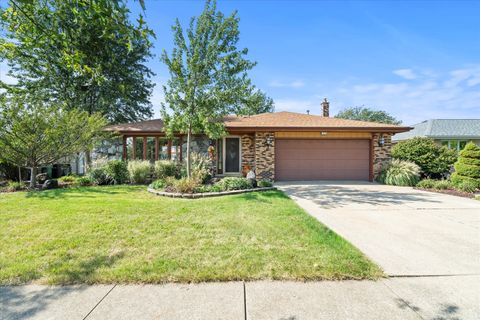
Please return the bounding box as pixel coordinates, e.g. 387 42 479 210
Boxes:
225 126 412 133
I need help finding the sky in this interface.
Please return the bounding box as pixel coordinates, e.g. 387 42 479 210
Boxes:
2 0 479 125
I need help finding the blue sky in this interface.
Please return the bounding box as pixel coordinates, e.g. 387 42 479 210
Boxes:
129 0 480 125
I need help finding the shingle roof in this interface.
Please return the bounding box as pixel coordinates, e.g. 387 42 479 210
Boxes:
393 119 480 141
105 111 410 133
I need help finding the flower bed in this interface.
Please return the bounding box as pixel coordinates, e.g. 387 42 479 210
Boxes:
147 186 276 199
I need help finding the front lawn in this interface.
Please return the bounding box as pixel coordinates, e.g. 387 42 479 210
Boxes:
0 186 381 284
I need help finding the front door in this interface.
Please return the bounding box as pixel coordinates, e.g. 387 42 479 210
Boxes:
224 137 240 173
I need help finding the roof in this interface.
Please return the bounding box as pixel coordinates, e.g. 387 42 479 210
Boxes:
393 119 480 141
105 111 410 134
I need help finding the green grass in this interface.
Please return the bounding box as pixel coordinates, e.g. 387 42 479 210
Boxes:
0 186 382 284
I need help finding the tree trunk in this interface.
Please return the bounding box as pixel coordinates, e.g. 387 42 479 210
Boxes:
18 166 22 182
85 150 91 172
186 125 192 178
30 166 38 189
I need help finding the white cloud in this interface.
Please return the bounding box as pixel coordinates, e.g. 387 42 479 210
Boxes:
269 79 305 88
393 68 417 80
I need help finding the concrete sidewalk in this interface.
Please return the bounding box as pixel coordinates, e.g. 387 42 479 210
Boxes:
2 276 479 320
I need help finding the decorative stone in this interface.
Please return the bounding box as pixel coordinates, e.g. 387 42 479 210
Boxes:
42 179 58 190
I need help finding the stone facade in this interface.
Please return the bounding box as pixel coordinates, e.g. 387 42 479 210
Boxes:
254 132 275 180
182 136 211 156
373 133 393 179
241 134 255 172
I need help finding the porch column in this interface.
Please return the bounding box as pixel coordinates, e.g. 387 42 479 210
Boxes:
132 137 136 159
143 137 147 161
122 136 127 160
155 137 159 161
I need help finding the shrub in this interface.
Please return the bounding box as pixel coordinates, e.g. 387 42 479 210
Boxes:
392 137 457 178
217 177 252 191
455 180 478 193
127 160 152 184
164 177 200 193
105 160 129 185
377 159 420 186
154 160 179 179
181 152 211 183
258 180 273 188
149 179 166 190
416 179 436 189
450 142 480 189
195 184 222 193
6 181 25 192
76 176 93 186
432 180 452 190
58 175 78 183
87 167 110 185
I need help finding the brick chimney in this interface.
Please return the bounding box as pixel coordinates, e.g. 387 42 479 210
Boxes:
321 98 329 117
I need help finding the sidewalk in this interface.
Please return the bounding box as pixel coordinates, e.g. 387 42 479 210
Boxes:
2 276 479 320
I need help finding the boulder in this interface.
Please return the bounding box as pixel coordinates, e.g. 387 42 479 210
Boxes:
42 179 58 190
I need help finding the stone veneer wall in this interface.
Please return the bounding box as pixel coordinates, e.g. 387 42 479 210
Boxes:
241 134 255 172
373 133 393 179
255 132 275 180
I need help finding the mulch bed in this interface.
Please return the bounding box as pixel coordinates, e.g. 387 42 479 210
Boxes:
147 186 277 199
415 187 476 199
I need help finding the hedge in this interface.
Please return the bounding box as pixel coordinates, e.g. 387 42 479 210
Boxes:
451 142 480 188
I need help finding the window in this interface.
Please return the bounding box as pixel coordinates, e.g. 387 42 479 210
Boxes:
441 140 468 151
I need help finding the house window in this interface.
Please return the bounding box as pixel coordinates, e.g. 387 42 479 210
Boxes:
441 140 468 151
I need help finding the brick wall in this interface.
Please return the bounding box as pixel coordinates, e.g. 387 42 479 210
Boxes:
241 134 255 172
373 133 393 179
255 132 275 180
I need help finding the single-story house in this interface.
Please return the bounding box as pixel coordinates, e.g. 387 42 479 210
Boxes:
105 100 411 181
392 119 480 151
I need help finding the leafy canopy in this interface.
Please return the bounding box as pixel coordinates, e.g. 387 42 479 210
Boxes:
0 0 155 123
160 0 273 139
0 98 106 186
391 137 457 178
335 106 401 125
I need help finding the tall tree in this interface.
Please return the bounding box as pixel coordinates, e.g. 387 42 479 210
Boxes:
335 106 402 125
0 98 106 188
0 0 155 124
161 0 273 177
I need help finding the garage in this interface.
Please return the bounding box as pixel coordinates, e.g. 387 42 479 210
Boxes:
275 139 371 181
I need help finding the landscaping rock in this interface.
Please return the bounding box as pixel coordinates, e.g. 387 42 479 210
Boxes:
36 173 48 184
42 179 58 190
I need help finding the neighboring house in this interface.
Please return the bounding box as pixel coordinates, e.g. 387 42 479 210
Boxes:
392 119 480 151
105 100 410 181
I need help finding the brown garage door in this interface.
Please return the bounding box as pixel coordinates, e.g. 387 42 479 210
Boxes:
275 139 370 181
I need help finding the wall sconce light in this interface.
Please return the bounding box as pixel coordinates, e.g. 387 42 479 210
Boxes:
378 135 385 147
321 132 328 136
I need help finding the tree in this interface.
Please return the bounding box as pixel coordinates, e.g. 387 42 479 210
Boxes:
450 142 480 189
160 0 273 177
0 99 106 188
391 137 457 178
0 0 155 124
335 106 402 125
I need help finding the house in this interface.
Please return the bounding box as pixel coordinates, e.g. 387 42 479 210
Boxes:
105 100 411 181
392 119 480 151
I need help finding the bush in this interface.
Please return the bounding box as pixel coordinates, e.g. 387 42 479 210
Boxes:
164 177 200 193
416 179 436 189
6 181 25 192
181 152 211 183
377 159 420 186
451 142 480 189
217 177 252 191
87 167 110 185
154 160 179 179
455 180 478 193
432 180 452 190
258 180 273 188
195 184 222 193
58 175 78 183
76 176 93 186
105 160 129 185
392 137 457 178
149 179 166 190
127 160 152 184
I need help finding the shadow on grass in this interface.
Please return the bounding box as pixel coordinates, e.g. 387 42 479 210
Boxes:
0 252 123 319
25 185 137 200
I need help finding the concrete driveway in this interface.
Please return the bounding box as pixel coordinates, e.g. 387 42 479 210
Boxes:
277 181 480 320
